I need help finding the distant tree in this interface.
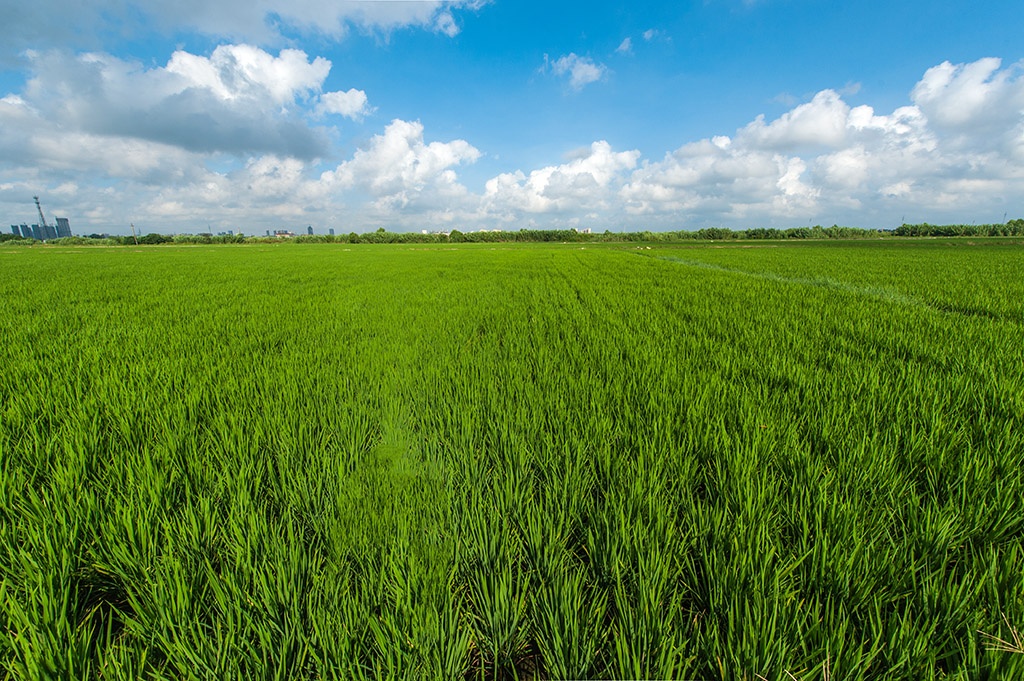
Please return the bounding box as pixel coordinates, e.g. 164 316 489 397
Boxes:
137 233 171 244
697 227 734 240
361 228 397 244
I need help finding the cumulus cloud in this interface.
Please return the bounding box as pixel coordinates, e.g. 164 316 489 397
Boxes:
909 57 1024 163
164 45 330 104
4 56 1024 234
87 155 330 229
911 58 1024 129
0 88 213 185
326 118 480 210
621 138 782 219
620 57 1024 227
547 53 607 91
13 45 343 160
0 0 490 59
316 89 372 119
738 89 851 150
0 118 485 232
152 0 489 42
483 141 639 215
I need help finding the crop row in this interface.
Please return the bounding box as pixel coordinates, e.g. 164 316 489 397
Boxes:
1 242 1022 679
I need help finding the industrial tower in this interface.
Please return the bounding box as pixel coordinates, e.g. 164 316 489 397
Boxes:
33 196 56 240
32 196 69 239
33 196 49 232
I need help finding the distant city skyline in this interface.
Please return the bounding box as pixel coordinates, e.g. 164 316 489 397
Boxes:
2 1 1023 235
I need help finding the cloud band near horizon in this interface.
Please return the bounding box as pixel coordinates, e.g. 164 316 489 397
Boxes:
2 48 1023 233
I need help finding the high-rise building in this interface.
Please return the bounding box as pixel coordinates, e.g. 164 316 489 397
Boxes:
329 228 335 236
19 224 32 239
307 225 314 235
55 217 71 238
9 225 17 236
42 223 57 240
31 224 42 240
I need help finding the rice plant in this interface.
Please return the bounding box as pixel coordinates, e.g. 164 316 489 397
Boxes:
0 239 1022 679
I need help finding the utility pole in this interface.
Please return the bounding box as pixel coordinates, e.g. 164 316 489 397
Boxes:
129 223 139 245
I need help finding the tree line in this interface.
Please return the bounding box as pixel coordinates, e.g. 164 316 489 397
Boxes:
2 220 1022 246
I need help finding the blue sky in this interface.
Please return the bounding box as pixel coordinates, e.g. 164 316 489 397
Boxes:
2 0 1023 234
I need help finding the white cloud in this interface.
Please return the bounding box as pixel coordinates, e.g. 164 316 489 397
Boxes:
4 56 1024 234
616 37 633 54
13 45 346 159
0 0 490 58
773 156 819 215
738 89 851 150
0 86 213 185
548 53 607 91
911 58 1024 129
0 118 484 232
483 141 639 214
97 155 329 227
326 119 480 210
621 138 783 219
165 44 330 104
816 146 870 189
619 58 1024 227
316 89 372 119
881 181 912 198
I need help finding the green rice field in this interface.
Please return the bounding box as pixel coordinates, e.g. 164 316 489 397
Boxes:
1 239 1023 679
